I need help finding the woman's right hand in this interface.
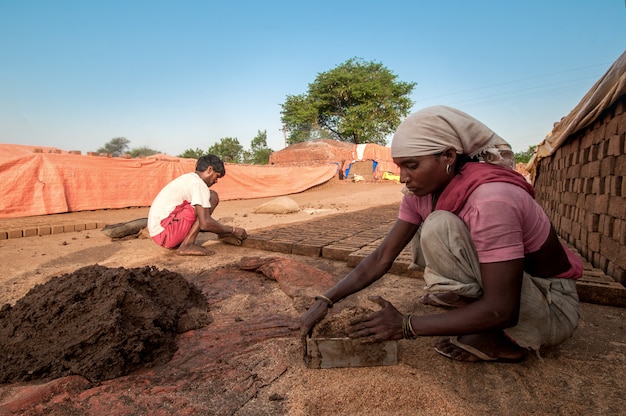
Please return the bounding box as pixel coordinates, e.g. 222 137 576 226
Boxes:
298 300 329 338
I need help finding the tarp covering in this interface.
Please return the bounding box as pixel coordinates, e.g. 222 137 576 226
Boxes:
527 50 626 181
0 144 338 218
269 139 400 177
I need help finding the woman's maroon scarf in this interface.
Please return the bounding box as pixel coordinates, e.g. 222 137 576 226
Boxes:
435 162 535 214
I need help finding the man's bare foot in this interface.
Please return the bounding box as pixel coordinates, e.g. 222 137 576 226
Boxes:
434 332 527 363
418 293 475 309
176 245 215 256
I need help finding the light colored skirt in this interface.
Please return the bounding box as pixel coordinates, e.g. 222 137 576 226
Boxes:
409 210 580 351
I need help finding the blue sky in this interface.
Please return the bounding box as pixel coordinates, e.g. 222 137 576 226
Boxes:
1 1 625 156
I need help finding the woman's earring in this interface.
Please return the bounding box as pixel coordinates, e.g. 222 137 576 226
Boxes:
446 164 451 174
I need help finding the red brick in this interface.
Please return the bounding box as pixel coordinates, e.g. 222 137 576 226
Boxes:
582 160 601 177
585 213 599 232
64 224 76 232
571 222 582 240
560 217 572 234
85 222 98 230
601 237 626 269
605 116 620 136
616 154 626 176
591 177 604 194
608 134 625 156
600 156 616 176
576 279 626 307
581 133 594 148
601 215 615 236
566 164 581 178
615 219 626 245
598 140 610 160
588 145 599 162
0 231 7 240
609 176 622 196
587 232 601 252
23 228 37 237
592 121 607 144
607 196 626 219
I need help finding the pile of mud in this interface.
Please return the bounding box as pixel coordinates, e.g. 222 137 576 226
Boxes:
312 306 373 338
0 265 212 384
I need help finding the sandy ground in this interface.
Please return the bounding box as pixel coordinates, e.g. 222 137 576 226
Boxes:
1 181 625 415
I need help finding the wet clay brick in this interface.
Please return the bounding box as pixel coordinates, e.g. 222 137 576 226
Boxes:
292 243 322 257
7 230 23 239
322 245 358 261
37 226 52 236
51 225 65 234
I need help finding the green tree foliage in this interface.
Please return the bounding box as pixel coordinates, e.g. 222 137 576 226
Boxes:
242 130 273 164
97 137 130 156
280 57 416 146
207 137 244 163
178 148 207 159
280 95 321 144
129 146 160 158
514 145 537 164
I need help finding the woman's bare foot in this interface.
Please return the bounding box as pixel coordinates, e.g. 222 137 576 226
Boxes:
434 332 527 362
418 293 475 309
176 244 214 256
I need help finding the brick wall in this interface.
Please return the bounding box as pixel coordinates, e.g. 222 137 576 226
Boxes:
533 96 626 285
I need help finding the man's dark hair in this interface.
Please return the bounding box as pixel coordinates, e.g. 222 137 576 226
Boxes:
196 154 226 176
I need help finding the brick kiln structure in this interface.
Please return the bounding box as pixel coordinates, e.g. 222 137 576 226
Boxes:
530 52 626 286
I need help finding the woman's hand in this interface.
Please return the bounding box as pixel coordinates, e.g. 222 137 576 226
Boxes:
348 296 405 342
298 300 330 338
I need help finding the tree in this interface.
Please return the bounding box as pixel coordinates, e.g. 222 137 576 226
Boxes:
129 146 160 158
97 137 130 157
207 137 244 163
280 57 416 146
514 145 537 164
242 130 273 164
178 148 207 159
280 95 321 144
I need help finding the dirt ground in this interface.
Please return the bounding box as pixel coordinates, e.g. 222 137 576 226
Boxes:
0 181 625 415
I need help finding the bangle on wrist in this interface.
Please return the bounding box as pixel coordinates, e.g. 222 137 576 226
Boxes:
230 226 236 236
315 294 334 308
402 315 417 339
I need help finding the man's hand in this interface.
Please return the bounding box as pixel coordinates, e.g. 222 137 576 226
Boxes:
232 226 248 240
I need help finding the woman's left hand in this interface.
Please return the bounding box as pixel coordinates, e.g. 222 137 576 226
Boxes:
348 296 405 342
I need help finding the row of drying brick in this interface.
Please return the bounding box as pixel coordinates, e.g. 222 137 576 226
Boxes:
243 203 421 279
0 221 107 240
242 203 625 307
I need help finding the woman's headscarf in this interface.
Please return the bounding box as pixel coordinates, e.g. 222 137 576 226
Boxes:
391 105 515 169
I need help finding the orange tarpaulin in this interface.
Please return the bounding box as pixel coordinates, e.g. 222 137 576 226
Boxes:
0 144 338 219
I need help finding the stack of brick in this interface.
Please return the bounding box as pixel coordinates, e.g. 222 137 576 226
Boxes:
348 160 375 181
533 96 626 285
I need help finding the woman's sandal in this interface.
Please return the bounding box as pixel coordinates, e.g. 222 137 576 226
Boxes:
434 336 527 363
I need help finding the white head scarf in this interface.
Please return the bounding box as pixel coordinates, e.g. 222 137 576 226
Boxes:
391 106 515 169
